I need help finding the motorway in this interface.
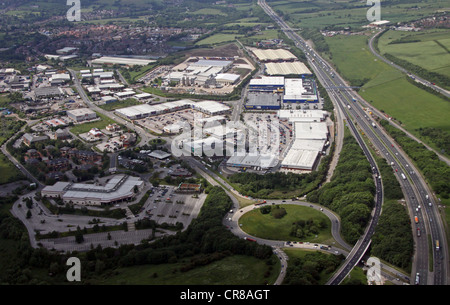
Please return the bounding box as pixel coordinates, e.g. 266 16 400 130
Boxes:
258 0 448 285
367 31 450 167
4 26 446 284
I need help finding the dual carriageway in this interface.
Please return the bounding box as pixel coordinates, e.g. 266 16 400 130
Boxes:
258 0 448 285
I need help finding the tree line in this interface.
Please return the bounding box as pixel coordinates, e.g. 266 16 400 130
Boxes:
380 120 450 199
369 156 413 270
307 129 375 245
0 186 275 284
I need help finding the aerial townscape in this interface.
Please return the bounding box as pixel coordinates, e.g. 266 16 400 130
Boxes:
0 0 449 294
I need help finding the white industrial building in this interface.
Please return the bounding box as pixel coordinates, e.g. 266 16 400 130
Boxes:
215 73 240 85
294 122 329 140
67 108 97 122
115 99 230 120
191 100 231 116
278 109 328 122
164 59 234 86
114 91 136 99
134 93 152 101
280 121 329 171
49 73 71 82
283 78 318 103
227 153 279 170
265 61 312 76
91 56 156 67
249 76 285 92
251 48 297 62
41 175 144 206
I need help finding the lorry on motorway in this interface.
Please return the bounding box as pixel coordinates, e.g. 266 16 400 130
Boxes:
414 216 419 224
401 173 406 180
244 237 256 242
371 122 376 128
436 240 440 250
352 98 356 102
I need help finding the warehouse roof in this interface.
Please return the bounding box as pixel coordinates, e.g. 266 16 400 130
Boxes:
265 61 312 76
191 59 232 67
246 92 281 107
67 108 96 117
249 76 285 86
62 175 143 202
283 78 317 101
192 100 230 114
252 49 297 61
215 73 240 82
294 122 329 140
277 109 327 122
227 153 279 169
281 149 320 170
92 56 155 66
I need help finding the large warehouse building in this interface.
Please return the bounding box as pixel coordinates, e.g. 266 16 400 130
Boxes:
251 48 297 62
91 56 156 67
245 92 281 110
248 76 285 92
265 61 312 76
283 78 318 103
115 99 230 120
67 108 97 122
42 174 144 206
278 109 328 123
280 121 329 171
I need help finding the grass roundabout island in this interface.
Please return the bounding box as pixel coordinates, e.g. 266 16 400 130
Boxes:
239 204 333 243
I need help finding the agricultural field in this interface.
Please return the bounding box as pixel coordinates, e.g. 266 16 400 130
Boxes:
377 29 450 80
267 0 450 30
195 33 244 46
324 33 450 138
239 204 332 243
190 8 228 16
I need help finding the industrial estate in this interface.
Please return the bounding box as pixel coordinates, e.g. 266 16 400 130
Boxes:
0 0 448 290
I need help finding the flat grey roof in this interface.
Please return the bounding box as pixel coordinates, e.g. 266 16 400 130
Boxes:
246 92 281 106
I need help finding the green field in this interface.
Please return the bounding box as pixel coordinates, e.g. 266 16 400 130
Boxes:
95 255 280 285
239 204 332 243
378 29 450 79
190 8 228 16
269 0 450 30
324 33 450 137
196 33 243 46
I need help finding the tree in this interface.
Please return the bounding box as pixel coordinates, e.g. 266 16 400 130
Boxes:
75 227 84 244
